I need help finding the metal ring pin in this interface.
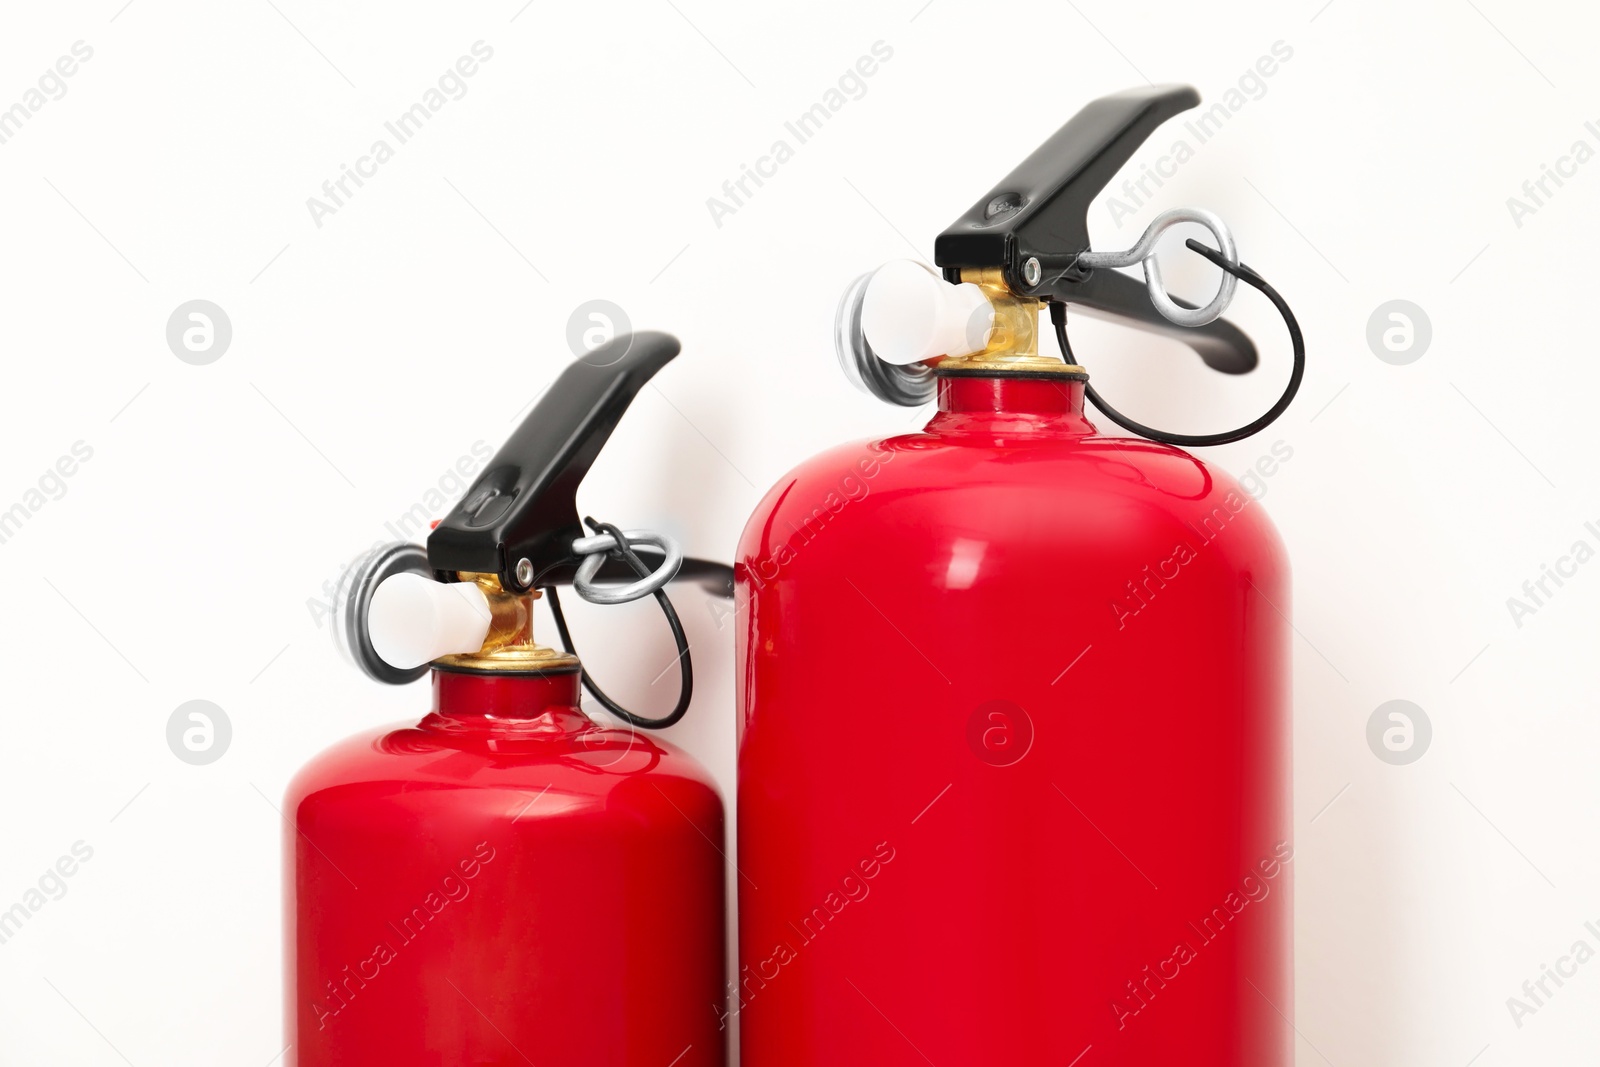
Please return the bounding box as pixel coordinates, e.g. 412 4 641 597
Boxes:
1076 207 1240 327
571 528 684 605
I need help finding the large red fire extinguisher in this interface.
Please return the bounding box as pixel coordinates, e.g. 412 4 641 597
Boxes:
286 332 734 1066
736 86 1305 1065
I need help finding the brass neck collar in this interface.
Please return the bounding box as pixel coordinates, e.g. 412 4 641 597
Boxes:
433 573 579 674
935 267 1086 376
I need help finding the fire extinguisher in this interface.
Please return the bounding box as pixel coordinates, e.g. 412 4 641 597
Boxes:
736 86 1305 1065
287 332 734 1066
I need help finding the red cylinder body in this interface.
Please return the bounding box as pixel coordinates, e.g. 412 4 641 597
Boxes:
285 667 726 1066
735 373 1291 1065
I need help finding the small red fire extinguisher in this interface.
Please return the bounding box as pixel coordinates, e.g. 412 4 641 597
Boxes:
736 86 1305 1065
286 332 733 1066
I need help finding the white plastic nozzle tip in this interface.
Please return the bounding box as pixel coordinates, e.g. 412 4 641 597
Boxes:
860 260 994 365
368 573 493 670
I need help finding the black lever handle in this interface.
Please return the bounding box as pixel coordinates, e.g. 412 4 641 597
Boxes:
1069 270 1257 375
583 555 735 599
934 84 1257 375
428 331 713 593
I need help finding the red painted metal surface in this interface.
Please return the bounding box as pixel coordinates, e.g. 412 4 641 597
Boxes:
286 668 726 1066
736 373 1292 1065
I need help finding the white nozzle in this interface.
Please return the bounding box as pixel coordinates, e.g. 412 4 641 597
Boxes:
368 573 493 670
861 260 994 364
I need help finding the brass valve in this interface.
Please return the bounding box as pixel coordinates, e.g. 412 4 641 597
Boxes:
432 573 579 674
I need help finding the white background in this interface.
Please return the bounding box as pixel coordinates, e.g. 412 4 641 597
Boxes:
0 0 1594 1063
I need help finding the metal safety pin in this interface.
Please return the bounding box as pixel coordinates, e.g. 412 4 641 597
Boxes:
1075 207 1240 328
572 528 683 605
